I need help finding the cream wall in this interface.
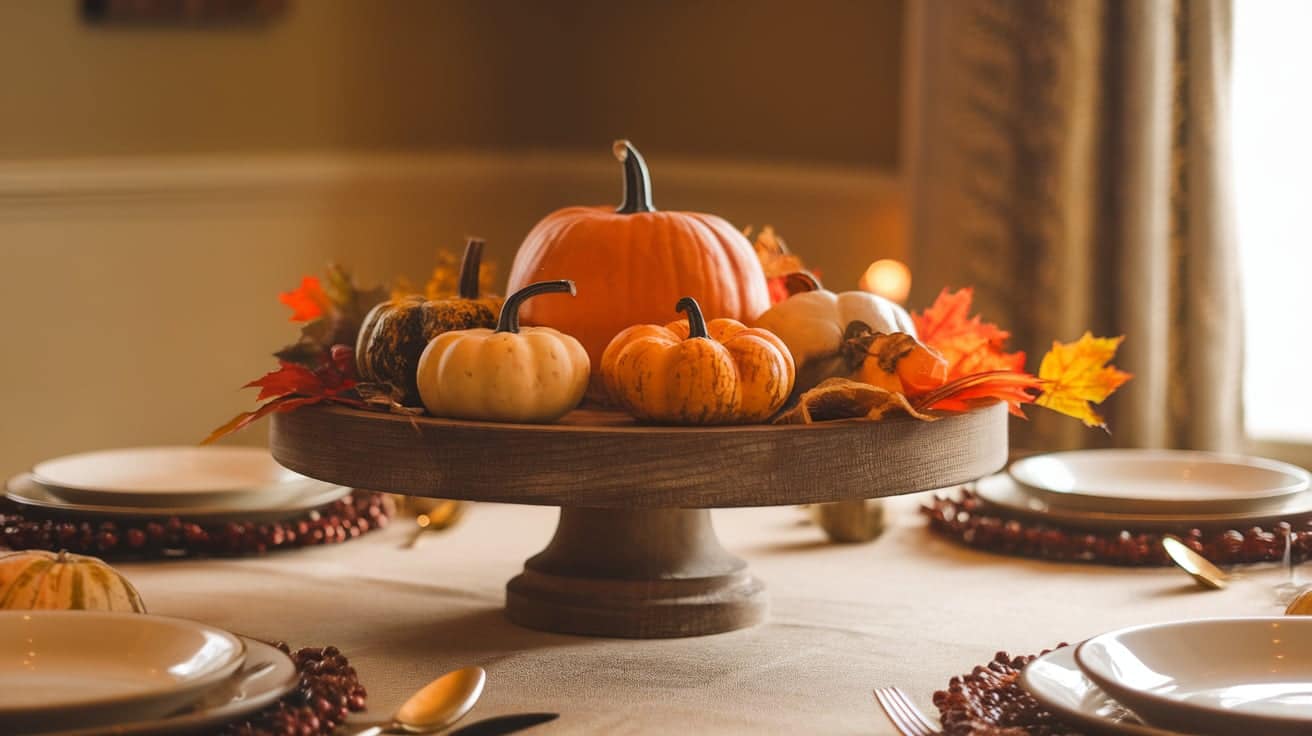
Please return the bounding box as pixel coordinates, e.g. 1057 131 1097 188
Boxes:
0 0 906 477
0 0 903 167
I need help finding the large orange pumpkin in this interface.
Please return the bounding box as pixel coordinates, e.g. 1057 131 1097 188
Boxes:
506 140 771 375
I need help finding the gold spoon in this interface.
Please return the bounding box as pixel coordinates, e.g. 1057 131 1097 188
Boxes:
399 498 468 549
352 666 486 735
1162 534 1229 590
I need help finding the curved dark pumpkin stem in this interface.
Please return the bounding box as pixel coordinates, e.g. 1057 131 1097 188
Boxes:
457 237 485 300
497 280 576 334
613 140 655 214
675 297 709 340
783 271 823 295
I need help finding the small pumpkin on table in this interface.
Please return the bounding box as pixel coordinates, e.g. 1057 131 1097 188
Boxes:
602 296 795 425
416 280 590 424
356 237 501 405
0 550 146 612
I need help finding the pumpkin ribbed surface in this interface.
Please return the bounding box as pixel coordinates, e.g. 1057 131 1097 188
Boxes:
508 207 770 367
601 298 794 425
0 550 146 612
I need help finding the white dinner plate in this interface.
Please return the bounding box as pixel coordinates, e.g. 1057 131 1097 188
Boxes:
974 473 1312 531
0 611 246 734
6 473 351 522
1019 646 1185 735
1009 450 1310 514
40 637 299 736
1075 617 1312 736
32 447 311 509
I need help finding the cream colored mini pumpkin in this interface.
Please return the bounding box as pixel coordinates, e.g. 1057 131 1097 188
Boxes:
754 272 916 391
0 550 146 612
417 280 590 423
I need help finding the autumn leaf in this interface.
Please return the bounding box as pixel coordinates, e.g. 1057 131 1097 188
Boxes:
201 396 324 445
274 266 387 367
1035 332 1133 429
766 277 791 305
203 346 362 444
912 288 1026 380
914 370 1044 418
278 276 330 322
245 362 324 401
746 226 806 278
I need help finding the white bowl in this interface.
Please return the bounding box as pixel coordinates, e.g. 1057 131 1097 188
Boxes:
1075 617 1312 736
1010 450 1310 513
0 611 246 733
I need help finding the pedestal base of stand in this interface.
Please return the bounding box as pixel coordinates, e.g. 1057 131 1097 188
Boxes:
505 507 767 638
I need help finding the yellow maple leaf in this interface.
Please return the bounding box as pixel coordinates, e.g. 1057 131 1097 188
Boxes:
1036 332 1132 429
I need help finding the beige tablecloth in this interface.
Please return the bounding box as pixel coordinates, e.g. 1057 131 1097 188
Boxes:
122 495 1287 735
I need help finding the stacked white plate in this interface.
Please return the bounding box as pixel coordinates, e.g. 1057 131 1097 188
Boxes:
1021 617 1312 735
6 446 350 521
975 449 1312 530
0 611 299 735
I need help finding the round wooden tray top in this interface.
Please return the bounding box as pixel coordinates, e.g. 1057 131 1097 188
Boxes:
270 402 1008 638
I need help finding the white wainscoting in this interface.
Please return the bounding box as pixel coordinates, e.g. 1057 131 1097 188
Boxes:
0 151 901 476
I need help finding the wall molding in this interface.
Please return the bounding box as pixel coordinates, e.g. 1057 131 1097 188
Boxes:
0 149 899 210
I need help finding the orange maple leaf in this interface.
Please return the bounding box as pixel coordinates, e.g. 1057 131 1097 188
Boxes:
914 370 1043 418
1035 332 1132 429
912 288 1026 380
278 276 330 322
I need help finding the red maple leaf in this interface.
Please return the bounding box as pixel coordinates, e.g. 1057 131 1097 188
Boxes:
278 276 330 322
203 345 361 444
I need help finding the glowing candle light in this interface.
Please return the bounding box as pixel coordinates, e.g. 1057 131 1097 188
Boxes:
859 258 911 303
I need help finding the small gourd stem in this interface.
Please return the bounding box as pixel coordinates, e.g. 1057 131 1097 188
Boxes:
613 140 655 214
675 297 709 339
457 238 485 299
783 271 823 295
496 280 576 334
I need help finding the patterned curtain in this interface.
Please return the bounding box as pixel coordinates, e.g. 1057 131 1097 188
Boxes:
907 0 1242 452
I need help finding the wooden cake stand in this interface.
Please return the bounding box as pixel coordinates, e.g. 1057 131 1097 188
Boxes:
270 402 1007 638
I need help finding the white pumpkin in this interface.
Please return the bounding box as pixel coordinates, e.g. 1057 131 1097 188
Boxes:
0 550 146 612
754 273 917 392
417 280 590 423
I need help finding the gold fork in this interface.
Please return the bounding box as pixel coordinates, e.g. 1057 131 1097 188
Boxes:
873 687 942 736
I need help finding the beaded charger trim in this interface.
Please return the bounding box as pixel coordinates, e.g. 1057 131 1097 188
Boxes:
0 491 394 559
923 488 1307 566
224 643 367 736
933 647 1078 736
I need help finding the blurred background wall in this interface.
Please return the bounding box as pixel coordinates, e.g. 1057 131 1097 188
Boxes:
0 0 907 475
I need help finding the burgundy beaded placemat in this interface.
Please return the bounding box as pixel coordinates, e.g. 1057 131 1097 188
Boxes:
924 488 1309 566
0 491 393 559
932 647 1079 736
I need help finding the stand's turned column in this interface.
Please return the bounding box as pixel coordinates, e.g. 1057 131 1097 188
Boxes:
506 507 766 638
